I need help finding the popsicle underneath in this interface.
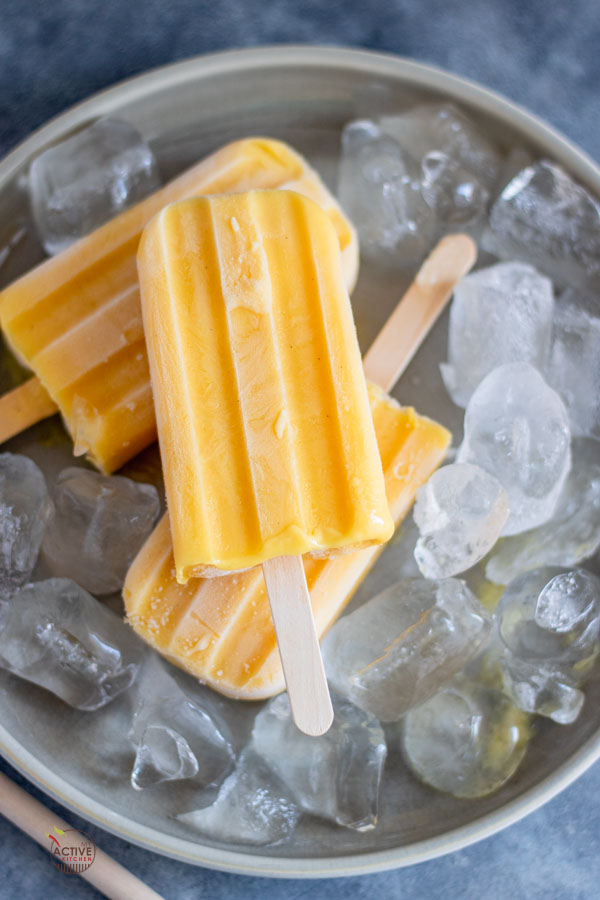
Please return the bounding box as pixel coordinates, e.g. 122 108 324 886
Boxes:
124 383 451 698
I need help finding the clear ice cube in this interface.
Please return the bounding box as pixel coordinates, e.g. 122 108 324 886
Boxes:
414 463 509 579
337 119 436 261
487 452 600 584
402 676 530 798
457 362 571 535
177 748 300 846
0 578 143 709
495 567 600 722
29 117 161 255
498 653 584 724
251 692 386 831
322 578 492 721
420 151 490 225
42 467 160 595
441 263 555 407
129 654 234 790
379 103 502 189
546 299 600 439
0 453 51 599
483 160 600 291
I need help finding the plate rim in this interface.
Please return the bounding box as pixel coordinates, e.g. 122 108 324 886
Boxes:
1 44 599 878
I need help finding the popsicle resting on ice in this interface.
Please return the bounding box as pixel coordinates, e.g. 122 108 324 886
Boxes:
137 190 393 580
125 235 476 700
137 189 392 734
0 137 358 473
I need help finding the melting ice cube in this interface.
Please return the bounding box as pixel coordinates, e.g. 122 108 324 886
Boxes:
441 262 555 408
414 463 509 579
0 578 143 709
42 467 160 595
251 692 386 831
0 453 50 599
322 577 491 721
29 117 161 255
457 363 571 535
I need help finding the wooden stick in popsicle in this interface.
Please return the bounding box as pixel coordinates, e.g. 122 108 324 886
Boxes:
0 771 165 900
0 376 58 444
363 233 477 391
263 555 333 736
260 234 476 737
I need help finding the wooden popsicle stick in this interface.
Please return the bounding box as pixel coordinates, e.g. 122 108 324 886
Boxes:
263 555 334 736
0 772 165 900
362 234 477 392
0 376 58 443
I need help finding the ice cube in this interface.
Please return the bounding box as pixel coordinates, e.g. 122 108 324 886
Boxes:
379 103 502 189
546 299 600 439
337 119 436 261
495 567 600 722
420 151 490 225
440 263 555 408
492 148 536 201
129 654 234 790
496 568 599 661
42 467 160 595
457 363 571 535
0 453 51 599
322 578 492 721
486 454 600 585
251 692 386 831
483 160 600 291
0 578 143 709
177 748 300 846
535 569 600 633
499 654 584 724
413 463 509 579
402 676 530 798
29 117 161 255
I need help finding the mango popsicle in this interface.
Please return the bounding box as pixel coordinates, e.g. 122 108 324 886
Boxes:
137 190 393 579
0 137 358 473
137 189 391 734
125 234 476 699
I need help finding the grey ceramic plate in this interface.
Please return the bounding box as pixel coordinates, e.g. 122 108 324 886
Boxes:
0 46 599 878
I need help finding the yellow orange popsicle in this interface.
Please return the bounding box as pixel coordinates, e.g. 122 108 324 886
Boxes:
137 191 392 580
124 383 451 698
0 138 357 473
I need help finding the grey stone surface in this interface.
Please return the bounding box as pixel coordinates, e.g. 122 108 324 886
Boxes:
0 0 599 896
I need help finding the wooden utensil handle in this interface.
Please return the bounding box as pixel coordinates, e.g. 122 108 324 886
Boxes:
0 772 164 900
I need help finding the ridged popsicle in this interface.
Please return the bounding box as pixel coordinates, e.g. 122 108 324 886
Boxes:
137 190 392 580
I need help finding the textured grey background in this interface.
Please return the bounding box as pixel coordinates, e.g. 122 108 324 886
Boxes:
0 0 599 898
